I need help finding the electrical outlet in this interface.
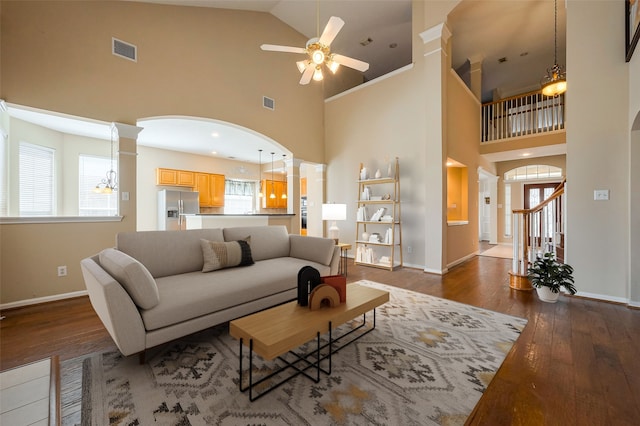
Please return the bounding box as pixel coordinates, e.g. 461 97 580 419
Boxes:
57 265 67 277
407 246 413 254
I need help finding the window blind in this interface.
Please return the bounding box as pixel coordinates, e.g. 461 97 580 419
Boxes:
19 142 55 216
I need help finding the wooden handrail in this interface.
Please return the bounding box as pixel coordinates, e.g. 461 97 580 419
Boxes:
512 179 566 215
482 89 546 107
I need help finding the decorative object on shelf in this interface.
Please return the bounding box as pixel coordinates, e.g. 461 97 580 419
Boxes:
626 0 640 61
322 203 347 243
93 123 118 194
297 265 321 306
360 165 368 180
527 252 576 303
540 0 566 97
355 157 402 271
260 7 369 85
387 162 393 178
374 169 382 179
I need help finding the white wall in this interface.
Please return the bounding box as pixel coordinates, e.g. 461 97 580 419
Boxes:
566 0 630 302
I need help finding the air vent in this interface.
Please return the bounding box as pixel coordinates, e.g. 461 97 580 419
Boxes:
263 96 275 111
112 37 137 62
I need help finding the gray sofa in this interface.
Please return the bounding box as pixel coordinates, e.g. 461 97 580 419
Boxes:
80 225 339 357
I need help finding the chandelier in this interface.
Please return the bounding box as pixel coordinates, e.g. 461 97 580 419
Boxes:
281 154 287 199
540 0 566 97
93 124 118 194
257 149 264 198
270 152 276 199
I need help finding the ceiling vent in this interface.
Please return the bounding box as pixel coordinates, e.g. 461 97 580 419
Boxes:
112 37 137 62
263 96 275 111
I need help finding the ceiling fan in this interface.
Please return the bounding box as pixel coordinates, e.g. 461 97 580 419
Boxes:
261 16 370 85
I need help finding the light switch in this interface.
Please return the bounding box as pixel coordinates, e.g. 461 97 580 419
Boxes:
594 189 609 201
121 191 130 201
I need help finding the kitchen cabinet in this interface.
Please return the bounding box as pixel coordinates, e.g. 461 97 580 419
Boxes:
156 168 195 187
301 177 307 197
195 172 225 207
262 179 287 209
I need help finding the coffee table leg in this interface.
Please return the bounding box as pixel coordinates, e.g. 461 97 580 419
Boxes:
239 338 244 392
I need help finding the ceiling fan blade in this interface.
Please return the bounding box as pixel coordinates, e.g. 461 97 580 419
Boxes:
260 44 306 54
332 54 370 72
299 66 314 85
318 16 345 46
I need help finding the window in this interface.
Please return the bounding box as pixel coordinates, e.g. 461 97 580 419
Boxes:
79 154 118 216
504 184 512 237
224 179 256 214
504 165 562 181
19 142 55 216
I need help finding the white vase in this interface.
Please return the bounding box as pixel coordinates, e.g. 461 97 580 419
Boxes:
361 231 370 242
536 286 560 303
375 169 382 178
360 167 368 180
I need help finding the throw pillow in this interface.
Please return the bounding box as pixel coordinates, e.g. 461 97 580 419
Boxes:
98 248 160 309
201 238 254 272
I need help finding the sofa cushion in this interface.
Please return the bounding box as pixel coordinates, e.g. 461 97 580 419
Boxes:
99 248 160 309
117 228 225 278
223 226 290 261
289 235 335 266
201 239 254 272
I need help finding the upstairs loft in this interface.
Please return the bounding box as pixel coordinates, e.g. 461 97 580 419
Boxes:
480 90 566 161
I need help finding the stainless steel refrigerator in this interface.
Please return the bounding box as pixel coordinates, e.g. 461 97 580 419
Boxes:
157 189 199 230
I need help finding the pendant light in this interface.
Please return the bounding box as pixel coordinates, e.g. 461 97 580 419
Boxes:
270 152 276 199
93 123 118 194
540 0 566 97
257 149 264 198
281 154 287 199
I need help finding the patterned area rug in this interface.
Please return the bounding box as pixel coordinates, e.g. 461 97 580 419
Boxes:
62 281 527 425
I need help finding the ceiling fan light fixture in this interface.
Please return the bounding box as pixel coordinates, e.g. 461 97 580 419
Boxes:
313 66 324 81
296 60 308 73
311 48 325 65
327 59 340 74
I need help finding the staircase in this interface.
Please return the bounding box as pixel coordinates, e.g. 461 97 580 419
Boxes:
509 180 565 290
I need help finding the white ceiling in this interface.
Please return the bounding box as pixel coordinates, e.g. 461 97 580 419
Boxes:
10 1 566 164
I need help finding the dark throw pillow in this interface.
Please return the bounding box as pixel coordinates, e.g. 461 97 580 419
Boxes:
201 238 254 272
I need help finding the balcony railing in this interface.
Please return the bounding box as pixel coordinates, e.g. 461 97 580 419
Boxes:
482 91 565 142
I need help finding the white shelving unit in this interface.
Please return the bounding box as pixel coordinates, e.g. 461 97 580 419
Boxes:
354 158 402 271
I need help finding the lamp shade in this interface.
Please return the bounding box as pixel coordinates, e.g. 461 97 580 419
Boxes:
322 204 347 221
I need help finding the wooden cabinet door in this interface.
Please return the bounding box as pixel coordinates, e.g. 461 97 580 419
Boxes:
178 171 195 187
195 173 212 207
210 174 225 207
277 181 288 208
300 177 307 197
157 168 178 185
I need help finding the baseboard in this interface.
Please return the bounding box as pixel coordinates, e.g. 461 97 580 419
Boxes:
0 290 88 311
447 252 477 270
573 290 632 307
423 266 448 275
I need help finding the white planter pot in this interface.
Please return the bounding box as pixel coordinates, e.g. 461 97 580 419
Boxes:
536 286 560 303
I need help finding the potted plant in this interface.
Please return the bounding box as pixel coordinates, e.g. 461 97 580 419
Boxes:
527 252 576 303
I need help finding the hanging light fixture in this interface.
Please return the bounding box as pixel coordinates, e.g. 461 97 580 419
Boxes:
257 149 264 198
93 123 118 194
270 152 276 199
540 0 566 97
281 154 287 199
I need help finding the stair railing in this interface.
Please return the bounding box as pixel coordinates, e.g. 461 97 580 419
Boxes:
509 180 565 290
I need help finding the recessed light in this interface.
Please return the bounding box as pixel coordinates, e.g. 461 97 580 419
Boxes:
211 132 219 138
522 152 531 157
211 151 217 155
498 57 507 63
389 42 398 49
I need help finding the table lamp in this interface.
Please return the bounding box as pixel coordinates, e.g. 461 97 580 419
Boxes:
322 203 347 244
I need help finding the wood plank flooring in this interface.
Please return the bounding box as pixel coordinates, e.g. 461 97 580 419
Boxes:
1 254 639 425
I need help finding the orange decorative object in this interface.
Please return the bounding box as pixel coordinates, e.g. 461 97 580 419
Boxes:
321 275 347 303
308 284 340 310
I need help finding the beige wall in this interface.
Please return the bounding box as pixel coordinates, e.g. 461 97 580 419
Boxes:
446 69 480 266
0 0 324 305
629 2 640 306
566 0 630 301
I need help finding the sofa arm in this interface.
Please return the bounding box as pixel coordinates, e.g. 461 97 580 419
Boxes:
81 256 146 356
329 246 340 275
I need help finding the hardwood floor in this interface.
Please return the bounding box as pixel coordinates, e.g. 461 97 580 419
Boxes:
1 254 639 425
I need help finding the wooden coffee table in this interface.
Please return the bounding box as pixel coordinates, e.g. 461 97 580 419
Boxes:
229 283 389 401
